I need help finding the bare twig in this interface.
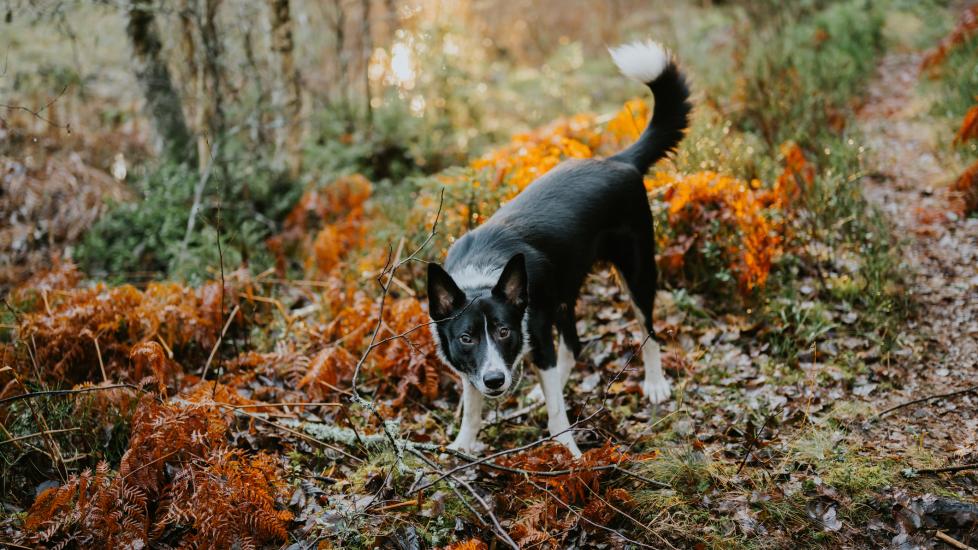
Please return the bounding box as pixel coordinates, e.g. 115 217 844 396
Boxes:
0 84 71 130
222 406 363 463
226 401 342 410
415 444 668 489
201 303 240 381
346 190 445 455
413 408 603 492
10 372 66 481
92 335 108 383
180 141 218 259
875 384 978 419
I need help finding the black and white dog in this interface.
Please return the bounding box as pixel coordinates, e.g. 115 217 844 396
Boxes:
427 40 692 456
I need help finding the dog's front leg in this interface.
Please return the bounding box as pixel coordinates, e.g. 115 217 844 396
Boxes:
538 365 582 458
448 378 484 453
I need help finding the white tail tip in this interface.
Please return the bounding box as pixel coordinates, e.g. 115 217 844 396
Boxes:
608 39 670 84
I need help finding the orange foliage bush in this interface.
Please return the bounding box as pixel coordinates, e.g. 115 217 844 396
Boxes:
268 173 374 275
21 395 292 549
305 278 446 404
16 275 234 386
440 539 489 550
648 170 786 291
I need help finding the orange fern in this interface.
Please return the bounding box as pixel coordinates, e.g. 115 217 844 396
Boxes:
955 103 978 145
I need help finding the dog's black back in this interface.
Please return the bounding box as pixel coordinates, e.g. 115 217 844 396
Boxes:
442 61 691 368
429 43 691 408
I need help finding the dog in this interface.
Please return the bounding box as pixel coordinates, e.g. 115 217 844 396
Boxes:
426 40 692 457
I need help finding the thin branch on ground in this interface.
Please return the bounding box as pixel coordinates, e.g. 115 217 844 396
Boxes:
1 428 81 447
913 463 978 475
935 531 977 550
874 384 978 419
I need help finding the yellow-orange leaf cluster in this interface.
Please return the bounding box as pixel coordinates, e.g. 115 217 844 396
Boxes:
648 170 786 291
470 114 601 197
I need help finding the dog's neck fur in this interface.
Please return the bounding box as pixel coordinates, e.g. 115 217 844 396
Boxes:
449 264 503 292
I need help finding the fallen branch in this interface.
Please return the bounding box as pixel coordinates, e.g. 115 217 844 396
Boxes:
222 406 363 463
875 384 978 419
907 463 978 476
936 530 977 550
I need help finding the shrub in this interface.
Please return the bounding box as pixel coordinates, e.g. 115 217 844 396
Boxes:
77 139 301 283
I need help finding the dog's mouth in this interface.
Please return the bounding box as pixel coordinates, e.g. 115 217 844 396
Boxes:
478 358 525 400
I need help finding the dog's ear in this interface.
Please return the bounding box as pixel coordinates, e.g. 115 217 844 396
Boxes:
427 263 466 320
493 254 528 309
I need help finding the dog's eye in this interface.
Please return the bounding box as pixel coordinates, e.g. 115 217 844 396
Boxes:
459 333 474 345
497 327 511 339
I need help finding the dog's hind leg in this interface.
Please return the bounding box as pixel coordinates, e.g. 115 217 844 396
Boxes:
448 378 484 452
613 226 671 405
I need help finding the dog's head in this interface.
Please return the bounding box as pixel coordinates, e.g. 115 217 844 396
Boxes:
427 254 529 397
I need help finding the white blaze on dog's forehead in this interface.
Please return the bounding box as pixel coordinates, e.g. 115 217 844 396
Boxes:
451 264 502 291
608 39 670 84
479 314 507 373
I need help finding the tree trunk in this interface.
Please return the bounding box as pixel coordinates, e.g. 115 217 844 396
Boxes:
126 0 196 164
360 0 373 123
196 0 225 172
267 0 303 177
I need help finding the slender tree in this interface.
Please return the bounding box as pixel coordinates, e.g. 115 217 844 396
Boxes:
126 0 196 164
268 0 303 177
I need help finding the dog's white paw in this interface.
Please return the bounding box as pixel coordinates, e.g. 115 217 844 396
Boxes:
447 434 483 454
642 377 672 405
553 432 582 458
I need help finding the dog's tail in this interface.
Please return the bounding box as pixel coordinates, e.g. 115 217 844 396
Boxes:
607 40 692 174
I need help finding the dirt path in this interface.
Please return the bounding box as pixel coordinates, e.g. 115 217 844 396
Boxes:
856 49 978 501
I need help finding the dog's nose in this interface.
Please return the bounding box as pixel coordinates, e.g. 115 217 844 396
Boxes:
483 371 506 390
